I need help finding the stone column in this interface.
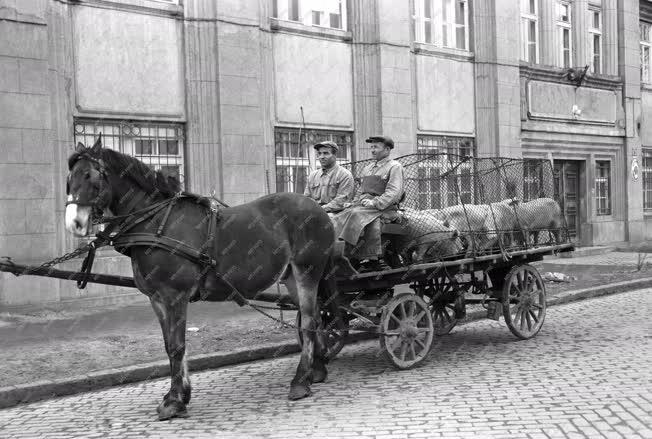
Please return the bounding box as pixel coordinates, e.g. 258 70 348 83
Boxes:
618 0 644 242
603 0 619 75
573 0 588 68
183 0 223 197
350 0 382 159
539 0 556 67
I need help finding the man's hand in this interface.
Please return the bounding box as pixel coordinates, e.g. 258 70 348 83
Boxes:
360 199 375 208
343 202 352 209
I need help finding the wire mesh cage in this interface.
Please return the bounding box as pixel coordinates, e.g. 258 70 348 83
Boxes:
342 153 572 265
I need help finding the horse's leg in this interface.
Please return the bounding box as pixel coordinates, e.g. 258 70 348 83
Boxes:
285 269 328 388
288 264 322 400
150 291 191 420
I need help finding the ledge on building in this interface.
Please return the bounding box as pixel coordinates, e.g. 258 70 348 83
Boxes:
65 0 183 18
520 62 622 91
269 18 352 42
412 43 474 62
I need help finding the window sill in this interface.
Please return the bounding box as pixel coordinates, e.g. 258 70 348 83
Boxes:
70 0 183 17
413 43 473 61
641 82 652 92
519 63 622 90
270 18 352 42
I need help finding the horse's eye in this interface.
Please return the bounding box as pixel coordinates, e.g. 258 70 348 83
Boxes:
84 172 91 180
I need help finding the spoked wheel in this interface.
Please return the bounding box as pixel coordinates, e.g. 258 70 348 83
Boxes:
379 293 434 369
295 307 350 360
423 274 462 335
502 264 546 339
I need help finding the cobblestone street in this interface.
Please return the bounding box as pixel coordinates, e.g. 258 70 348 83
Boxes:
1 289 650 439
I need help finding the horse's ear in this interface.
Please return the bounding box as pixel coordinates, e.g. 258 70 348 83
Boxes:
91 133 102 153
76 142 86 153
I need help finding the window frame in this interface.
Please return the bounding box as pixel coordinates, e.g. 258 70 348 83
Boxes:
274 127 354 194
415 135 475 210
641 22 652 83
643 149 652 213
588 7 602 74
413 0 470 51
520 0 539 63
272 0 348 31
595 160 611 216
556 1 573 69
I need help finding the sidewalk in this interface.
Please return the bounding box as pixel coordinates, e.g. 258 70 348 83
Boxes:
1 251 651 408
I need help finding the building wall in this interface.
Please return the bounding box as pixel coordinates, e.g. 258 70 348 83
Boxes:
2 0 651 307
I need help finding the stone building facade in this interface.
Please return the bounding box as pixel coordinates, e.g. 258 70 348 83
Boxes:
0 0 650 307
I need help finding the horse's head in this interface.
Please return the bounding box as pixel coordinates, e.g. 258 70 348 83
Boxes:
65 134 112 236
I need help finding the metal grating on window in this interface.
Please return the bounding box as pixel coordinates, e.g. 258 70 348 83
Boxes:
274 128 353 194
643 149 652 212
415 135 475 209
595 161 611 216
74 120 185 188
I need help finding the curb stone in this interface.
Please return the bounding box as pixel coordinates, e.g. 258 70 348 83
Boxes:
2 276 652 410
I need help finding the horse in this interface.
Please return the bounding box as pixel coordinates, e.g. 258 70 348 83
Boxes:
65 135 338 420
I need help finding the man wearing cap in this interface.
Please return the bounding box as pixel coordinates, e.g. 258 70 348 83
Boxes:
331 136 405 272
303 140 354 214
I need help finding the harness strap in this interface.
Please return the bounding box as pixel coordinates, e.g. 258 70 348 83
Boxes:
156 197 178 237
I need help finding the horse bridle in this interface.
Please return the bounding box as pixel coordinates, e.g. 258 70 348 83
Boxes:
66 153 110 222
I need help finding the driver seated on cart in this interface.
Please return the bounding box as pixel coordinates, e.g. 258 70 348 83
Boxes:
303 140 354 215
331 136 405 273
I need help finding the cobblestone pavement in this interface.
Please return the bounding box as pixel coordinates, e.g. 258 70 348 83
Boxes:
1 290 651 439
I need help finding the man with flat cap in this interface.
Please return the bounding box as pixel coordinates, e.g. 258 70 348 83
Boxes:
303 140 354 214
332 136 405 272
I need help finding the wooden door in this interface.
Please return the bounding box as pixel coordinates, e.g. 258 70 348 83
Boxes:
554 161 580 241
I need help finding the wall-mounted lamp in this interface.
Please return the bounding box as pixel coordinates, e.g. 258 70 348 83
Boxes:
571 104 582 120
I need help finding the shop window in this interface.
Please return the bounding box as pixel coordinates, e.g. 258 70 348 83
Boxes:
274 128 353 194
595 160 611 216
520 0 539 63
74 120 185 187
413 0 469 51
415 135 475 209
272 0 347 30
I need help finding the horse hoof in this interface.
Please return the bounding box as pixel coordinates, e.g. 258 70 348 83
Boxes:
312 366 328 384
288 383 312 400
157 400 188 421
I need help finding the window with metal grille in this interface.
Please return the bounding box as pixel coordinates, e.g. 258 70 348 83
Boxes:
274 128 353 194
413 0 469 51
415 135 475 209
595 160 611 216
74 120 185 187
520 0 539 63
643 149 652 212
523 159 544 201
641 22 652 83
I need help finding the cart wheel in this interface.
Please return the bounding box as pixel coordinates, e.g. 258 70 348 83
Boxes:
430 301 458 335
502 264 546 340
295 308 349 360
379 293 434 369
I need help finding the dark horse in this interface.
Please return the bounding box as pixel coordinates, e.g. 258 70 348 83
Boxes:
65 135 337 420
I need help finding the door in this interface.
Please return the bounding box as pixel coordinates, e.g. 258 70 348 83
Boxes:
554 161 580 241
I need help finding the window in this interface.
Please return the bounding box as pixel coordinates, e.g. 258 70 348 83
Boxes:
523 159 545 202
643 150 652 212
74 120 185 187
595 161 611 216
556 1 572 68
641 22 651 83
520 0 539 63
415 135 475 209
272 0 347 30
274 128 353 193
588 7 602 74
413 0 469 51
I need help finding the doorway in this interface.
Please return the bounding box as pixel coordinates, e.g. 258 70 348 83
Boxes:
553 161 581 242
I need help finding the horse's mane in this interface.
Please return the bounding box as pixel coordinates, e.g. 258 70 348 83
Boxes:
68 148 181 198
